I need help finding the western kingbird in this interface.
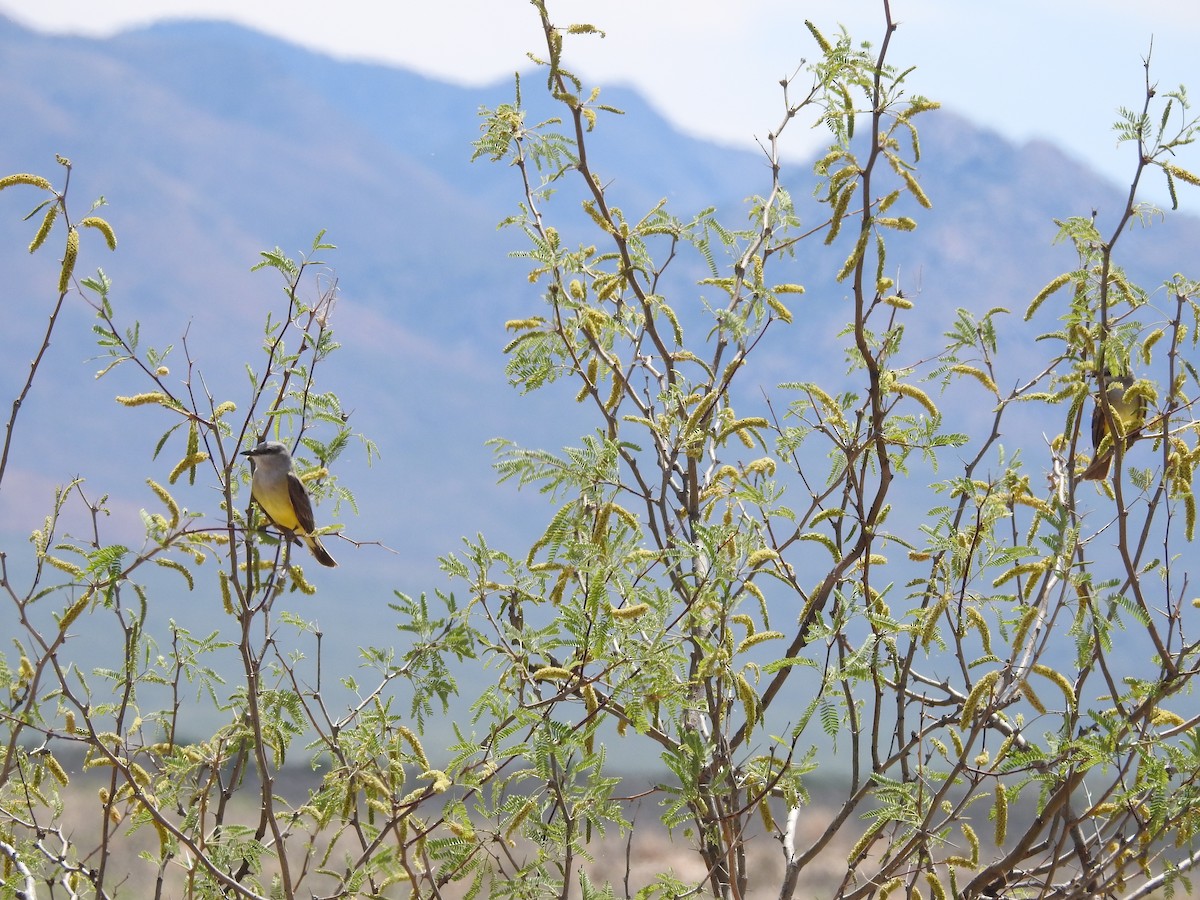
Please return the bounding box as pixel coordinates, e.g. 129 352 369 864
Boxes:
1081 371 1145 481
243 441 338 567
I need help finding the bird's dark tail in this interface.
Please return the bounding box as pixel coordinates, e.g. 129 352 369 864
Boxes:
305 535 338 568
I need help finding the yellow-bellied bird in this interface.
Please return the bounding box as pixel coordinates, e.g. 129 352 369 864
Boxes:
243 441 338 567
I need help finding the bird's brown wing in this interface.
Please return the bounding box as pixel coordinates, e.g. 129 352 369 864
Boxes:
1090 401 1107 451
1084 376 1142 481
1082 402 1115 480
287 472 318 534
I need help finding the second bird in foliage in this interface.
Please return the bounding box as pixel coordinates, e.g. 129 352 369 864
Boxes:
1081 371 1146 481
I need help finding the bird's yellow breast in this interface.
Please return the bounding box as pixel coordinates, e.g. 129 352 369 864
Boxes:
252 478 302 531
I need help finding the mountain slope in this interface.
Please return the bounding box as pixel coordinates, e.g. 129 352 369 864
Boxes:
0 14 1195 683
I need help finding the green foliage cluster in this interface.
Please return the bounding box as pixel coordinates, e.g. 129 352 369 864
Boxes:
3 2 1200 898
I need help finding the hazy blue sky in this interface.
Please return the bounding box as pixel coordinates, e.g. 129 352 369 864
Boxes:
5 1 1200 206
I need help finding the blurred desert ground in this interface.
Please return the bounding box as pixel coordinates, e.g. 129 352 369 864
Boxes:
41 758 854 897
37 757 1199 898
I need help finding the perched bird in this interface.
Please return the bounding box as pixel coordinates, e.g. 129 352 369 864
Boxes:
1081 371 1145 481
243 441 338 567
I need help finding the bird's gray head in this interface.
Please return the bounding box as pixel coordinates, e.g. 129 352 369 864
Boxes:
243 441 291 460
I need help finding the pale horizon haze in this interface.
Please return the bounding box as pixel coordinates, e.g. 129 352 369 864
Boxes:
4 1 1200 209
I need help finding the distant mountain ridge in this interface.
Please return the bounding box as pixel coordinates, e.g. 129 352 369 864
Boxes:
0 13 1197 679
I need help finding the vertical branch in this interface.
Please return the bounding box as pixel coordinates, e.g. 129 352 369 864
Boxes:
0 166 74 490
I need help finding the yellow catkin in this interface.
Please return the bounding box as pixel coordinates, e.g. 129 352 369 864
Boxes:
1163 162 1200 186
994 781 1008 845
746 548 780 568
45 754 69 786
718 416 769 445
58 226 78 293
743 457 777 477
152 817 170 858
579 307 608 338
1012 492 1054 516
29 204 58 253
582 683 598 717
397 725 430 771
504 317 544 332
742 580 766 607
994 733 1015 765
1020 680 1047 714
949 729 964 757
1141 328 1165 363
836 228 869 281
219 571 234 615
765 295 793 323
899 167 931 208
168 452 209 485
736 631 784 654
288 565 316 595
1151 707 1185 727
0 173 53 191
875 216 918 232
1025 272 1072 320
991 560 1047 589
78 216 117 251
962 821 979 865
548 567 573 605
848 819 885 862
758 798 775 833
659 301 683 344
949 364 998 394
605 371 624 411
921 592 950 649
735 673 759 726
1031 663 1076 710
115 392 171 407
58 591 92 630
146 479 180 529
44 556 85 579
804 19 832 53
1010 604 1040 655
505 799 537 842
606 502 640 530
960 670 1000 727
